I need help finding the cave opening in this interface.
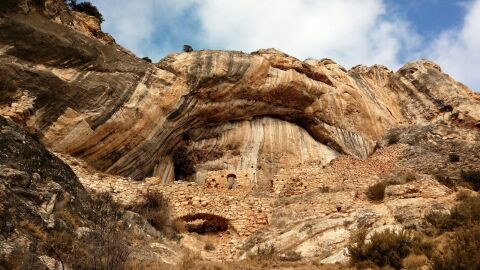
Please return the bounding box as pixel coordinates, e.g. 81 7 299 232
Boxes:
179 213 230 234
172 145 195 181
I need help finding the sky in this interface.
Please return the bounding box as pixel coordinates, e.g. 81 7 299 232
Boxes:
89 0 480 91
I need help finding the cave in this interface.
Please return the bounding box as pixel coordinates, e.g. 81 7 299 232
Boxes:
179 213 230 234
172 145 195 181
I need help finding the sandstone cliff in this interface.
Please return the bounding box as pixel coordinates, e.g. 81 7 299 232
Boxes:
1 0 480 268
1 1 479 187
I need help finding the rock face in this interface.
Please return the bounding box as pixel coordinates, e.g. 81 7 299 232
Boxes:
2 0 480 267
0 115 89 267
2 0 479 187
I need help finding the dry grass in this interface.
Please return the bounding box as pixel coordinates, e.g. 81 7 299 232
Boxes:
126 259 174 270
426 194 480 233
247 244 276 261
432 225 480 270
129 191 177 237
175 250 346 270
56 209 81 228
39 192 132 270
280 250 302 262
20 220 46 241
402 254 429 269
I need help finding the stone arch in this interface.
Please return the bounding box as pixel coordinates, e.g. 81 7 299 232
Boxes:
178 213 232 234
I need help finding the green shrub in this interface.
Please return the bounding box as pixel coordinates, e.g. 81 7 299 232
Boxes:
461 170 480 191
349 229 431 269
432 225 480 270
366 182 386 201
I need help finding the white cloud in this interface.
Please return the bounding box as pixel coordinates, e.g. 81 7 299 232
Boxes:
194 0 420 69
426 0 480 91
91 0 198 60
91 0 420 69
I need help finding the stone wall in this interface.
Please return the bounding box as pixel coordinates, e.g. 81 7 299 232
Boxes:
60 153 276 236
57 144 405 237
162 182 273 236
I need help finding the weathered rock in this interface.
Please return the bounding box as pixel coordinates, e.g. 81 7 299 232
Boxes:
2 1 479 184
1 1 480 267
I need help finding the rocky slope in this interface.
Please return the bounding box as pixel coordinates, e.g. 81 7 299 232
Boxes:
0 115 183 269
1 0 480 269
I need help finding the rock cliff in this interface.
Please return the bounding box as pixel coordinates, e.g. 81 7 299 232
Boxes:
1 1 479 186
1 0 480 268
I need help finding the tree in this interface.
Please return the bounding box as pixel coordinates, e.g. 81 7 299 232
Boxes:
68 1 104 23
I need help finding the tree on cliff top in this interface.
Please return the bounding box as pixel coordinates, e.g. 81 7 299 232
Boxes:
67 0 104 23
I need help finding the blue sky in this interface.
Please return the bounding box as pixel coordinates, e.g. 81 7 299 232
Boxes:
90 0 480 91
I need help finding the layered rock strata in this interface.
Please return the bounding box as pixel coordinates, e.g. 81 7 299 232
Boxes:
1 0 479 188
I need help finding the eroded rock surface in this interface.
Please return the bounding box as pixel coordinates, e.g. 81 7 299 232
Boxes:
2 1 479 185
2 0 480 268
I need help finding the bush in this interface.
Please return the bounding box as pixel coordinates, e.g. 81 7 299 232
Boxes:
431 225 480 270
349 229 432 269
40 192 132 270
386 169 416 185
68 0 104 23
280 250 302 262
426 194 480 233
461 170 480 191
318 185 330 193
141 57 152 63
434 174 456 190
0 79 20 104
402 254 429 269
32 0 45 7
366 182 386 201
425 211 459 233
130 191 174 235
249 244 276 261
448 153 460 162
387 131 401 145
73 229 131 270
204 242 215 251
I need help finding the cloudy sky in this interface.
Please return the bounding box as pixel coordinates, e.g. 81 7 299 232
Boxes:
89 0 480 91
